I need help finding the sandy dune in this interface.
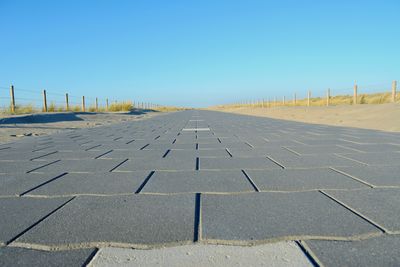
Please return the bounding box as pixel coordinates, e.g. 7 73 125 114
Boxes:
211 103 400 132
0 111 162 144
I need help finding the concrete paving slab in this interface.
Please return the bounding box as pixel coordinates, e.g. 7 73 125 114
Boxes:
98 149 165 159
115 157 196 171
15 195 195 247
284 145 357 155
325 188 400 232
339 143 400 153
26 171 150 196
227 147 293 158
0 173 65 196
200 157 282 170
30 159 126 173
0 160 58 174
0 247 96 267
269 154 364 168
0 151 57 161
141 170 254 193
145 143 197 150
175 138 220 144
202 191 380 241
306 235 400 267
167 149 231 158
338 152 400 166
0 197 71 245
31 150 110 161
246 168 368 191
90 242 312 267
198 143 252 150
335 165 400 187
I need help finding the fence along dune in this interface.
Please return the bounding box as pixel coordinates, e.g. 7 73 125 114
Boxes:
213 80 398 109
1 84 183 115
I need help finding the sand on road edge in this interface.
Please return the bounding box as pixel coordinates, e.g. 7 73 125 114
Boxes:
0 111 166 144
210 103 400 132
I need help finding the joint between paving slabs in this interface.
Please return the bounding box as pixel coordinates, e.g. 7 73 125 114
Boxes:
109 159 129 172
319 190 388 233
282 147 302 156
225 148 233 157
6 197 76 246
29 151 58 161
266 156 285 169
82 248 100 267
32 146 53 152
241 170 260 192
94 150 113 159
295 240 323 267
333 153 369 166
329 167 375 188
194 193 202 242
135 171 156 194
140 144 150 150
27 160 60 173
19 173 69 196
162 149 171 158
336 144 365 153
245 142 254 148
196 157 200 170
85 144 102 151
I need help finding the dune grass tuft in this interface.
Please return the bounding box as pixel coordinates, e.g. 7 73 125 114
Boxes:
108 101 133 112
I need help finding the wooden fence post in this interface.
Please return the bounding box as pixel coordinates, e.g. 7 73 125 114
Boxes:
353 82 358 104
10 85 15 113
106 98 109 111
43 90 48 112
326 88 330 106
293 93 297 106
95 97 98 112
82 96 85 112
392 80 397 103
261 99 264 108
65 93 69 111
307 90 311 107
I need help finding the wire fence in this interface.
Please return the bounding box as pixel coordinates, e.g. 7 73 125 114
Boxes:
0 84 163 114
221 81 398 108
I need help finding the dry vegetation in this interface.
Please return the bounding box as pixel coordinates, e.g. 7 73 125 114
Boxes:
214 92 398 109
1 100 186 116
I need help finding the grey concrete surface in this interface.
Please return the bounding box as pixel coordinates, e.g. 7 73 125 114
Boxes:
141 170 255 193
246 168 368 191
25 171 151 196
15 195 195 247
201 191 380 241
0 247 96 267
306 235 400 266
0 110 399 265
0 197 71 245
335 165 400 187
325 188 400 232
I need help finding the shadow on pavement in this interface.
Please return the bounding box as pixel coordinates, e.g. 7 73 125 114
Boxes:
0 109 159 124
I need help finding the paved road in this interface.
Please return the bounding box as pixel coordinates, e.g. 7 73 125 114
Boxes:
1 110 400 266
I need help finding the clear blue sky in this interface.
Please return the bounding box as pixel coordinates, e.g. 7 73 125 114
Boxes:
1 0 399 107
